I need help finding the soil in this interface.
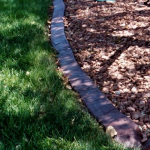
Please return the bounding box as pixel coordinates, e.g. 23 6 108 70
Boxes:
64 0 150 142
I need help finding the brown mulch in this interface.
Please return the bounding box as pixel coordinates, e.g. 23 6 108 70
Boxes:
64 0 150 142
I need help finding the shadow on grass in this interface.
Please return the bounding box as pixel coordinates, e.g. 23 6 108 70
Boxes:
0 0 133 150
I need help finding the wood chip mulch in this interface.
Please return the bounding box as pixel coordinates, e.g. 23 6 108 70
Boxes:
64 0 150 142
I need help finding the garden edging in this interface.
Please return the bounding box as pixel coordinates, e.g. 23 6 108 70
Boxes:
50 0 150 149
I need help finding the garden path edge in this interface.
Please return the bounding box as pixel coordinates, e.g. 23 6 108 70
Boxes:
50 0 150 149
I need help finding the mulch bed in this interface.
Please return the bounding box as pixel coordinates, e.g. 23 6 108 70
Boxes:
64 0 150 142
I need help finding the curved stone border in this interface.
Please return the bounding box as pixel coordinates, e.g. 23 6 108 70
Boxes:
50 0 147 148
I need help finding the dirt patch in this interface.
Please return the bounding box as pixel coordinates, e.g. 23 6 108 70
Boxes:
64 0 150 142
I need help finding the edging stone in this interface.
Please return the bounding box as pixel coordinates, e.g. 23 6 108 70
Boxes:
50 0 148 149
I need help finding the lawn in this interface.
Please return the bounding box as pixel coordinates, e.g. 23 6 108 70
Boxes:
0 0 135 149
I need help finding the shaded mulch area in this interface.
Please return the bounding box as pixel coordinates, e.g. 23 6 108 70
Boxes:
64 0 150 142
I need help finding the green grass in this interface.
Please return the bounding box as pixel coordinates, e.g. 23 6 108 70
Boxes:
0 0 136 149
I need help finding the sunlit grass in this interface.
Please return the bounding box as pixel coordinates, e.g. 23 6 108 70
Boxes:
0 0 137 149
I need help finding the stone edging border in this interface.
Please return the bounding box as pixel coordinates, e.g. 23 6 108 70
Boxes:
50 0 150 149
